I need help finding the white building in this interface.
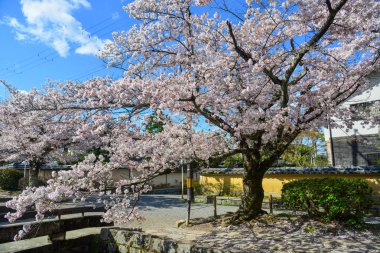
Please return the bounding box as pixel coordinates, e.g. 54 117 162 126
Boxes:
324 72 380 166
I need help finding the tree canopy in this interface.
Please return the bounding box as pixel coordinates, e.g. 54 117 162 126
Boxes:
2 0 379 230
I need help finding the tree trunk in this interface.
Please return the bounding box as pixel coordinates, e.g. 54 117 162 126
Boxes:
234 153 269 221
237 167 266 220
29 160 41 187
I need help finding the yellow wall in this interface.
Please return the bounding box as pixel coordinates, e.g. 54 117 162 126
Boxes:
199 173 380 197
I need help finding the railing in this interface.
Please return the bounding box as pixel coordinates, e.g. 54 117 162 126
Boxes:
0 206 112 244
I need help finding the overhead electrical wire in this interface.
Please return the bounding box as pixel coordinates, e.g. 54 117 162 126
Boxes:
0 15 127 80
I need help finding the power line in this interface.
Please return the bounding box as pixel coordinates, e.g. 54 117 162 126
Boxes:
1 16 127 79
66 65 106 81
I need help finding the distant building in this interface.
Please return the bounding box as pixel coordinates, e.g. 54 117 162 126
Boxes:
324 72 380 166
0 163 195 189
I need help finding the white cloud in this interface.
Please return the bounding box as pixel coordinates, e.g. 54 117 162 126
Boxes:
112 12 120 20
6 0 106 57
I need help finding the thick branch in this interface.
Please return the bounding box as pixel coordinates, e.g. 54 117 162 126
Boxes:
283 0 348 83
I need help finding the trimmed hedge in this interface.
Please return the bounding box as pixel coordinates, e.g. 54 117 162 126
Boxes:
0 169 24 191
282 178 373 226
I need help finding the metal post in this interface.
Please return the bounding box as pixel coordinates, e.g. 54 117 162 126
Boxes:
187 163 194 202
213 195 217 218
186 200 191 226
186 163 193 225
269 194 273 214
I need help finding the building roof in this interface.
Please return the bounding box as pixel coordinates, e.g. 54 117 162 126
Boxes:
200 166 380 175
0 163 72 170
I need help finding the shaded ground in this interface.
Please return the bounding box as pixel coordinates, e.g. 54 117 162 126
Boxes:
124 195 380 252
190 215 380 253
0 194 379 252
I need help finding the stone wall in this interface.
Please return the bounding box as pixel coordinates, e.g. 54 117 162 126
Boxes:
100 228 226 253
333 134 380 166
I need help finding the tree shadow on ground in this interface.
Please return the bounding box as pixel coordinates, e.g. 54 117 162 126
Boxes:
191 214 380 252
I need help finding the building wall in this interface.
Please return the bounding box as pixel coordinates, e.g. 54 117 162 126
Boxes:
332 134 380 166
112 169 197 187
199 173 380 198
324 74 380 166
34 169 194 188
199 174 244 196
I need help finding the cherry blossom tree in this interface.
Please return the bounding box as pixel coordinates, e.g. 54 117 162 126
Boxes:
4 0 380 227
0 81 100 187
97 0 380 219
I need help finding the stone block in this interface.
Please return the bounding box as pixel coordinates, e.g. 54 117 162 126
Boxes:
118 245 128 253
177 243 193 253
107 243 118 253
176 219 186 228
115 230 127 245
151 236 168 252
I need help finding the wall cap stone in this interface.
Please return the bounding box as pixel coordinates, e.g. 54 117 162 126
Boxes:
200 165 380 175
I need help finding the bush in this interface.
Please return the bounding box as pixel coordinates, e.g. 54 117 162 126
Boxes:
0 169 24 191
282 178 373 226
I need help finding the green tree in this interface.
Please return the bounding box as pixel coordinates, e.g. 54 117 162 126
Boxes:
280 131 328 167
145 114 164 134
224 154 243 168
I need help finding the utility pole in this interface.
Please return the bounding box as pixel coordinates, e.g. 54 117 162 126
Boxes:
181 160 184 199
328 120 336 166
186 163 194 225
187 163 194 202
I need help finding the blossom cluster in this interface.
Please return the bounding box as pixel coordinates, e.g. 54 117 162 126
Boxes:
1 0 379 239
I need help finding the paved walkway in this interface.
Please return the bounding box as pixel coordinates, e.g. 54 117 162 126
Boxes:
0 194 379 252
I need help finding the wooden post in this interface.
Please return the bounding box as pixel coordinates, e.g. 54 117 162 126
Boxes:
269 194 273 214
213 195 217 218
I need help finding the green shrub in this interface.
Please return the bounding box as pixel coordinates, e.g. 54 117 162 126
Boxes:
193 181 202 195
0 169 24 190
282 178 373 226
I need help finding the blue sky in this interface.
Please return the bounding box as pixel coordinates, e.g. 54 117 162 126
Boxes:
0 0 135 98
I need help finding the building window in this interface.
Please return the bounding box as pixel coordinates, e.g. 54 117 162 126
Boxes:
365 153 380 165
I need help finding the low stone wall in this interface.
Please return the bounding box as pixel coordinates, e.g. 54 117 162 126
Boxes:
194 195 380 215
100 228 226 253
